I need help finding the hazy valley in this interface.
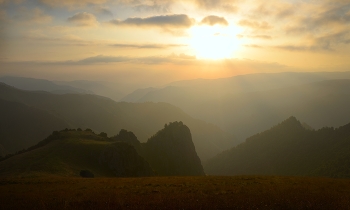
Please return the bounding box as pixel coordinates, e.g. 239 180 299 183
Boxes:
1 72 350 209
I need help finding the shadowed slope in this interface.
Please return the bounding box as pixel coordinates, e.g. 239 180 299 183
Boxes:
0 130 154 177
205 117 350 178
0 98 68 154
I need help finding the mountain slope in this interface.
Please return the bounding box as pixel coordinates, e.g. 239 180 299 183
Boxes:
0 83 232 161
205 117 350 178
0 130 154 177
0 98 68 154
0 125 204 177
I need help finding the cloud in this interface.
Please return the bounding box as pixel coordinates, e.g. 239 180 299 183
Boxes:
109 14 194 28
78 54 196 65
0 0 23 5
200 15 228 26
276 31 350 52
238 19 272 30
20 53 197 65
244 44 263 48
238 34 272 39
0 10 6 21
13 8 52 24
75 55 130 64
132 1 173 13
194 0 238 12
285 2 350 36
247 2 296 20
24 32 99 46
110 43 187 49
95 6 113 17
39 0 108 8
67 12 99 27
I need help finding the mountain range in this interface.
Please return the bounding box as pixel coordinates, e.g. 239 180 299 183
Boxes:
205 117 350 178
121 72 350 141
0 82 233 161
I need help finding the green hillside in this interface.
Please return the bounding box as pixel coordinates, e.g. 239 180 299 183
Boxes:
205 117 350 178
0 131 122 176
0 123 205 177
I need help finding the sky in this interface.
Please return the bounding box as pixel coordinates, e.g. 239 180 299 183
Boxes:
0 0 349 90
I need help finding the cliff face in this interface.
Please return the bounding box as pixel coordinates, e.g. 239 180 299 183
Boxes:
142 122 205 176
99 142 154 177
112 122 205 176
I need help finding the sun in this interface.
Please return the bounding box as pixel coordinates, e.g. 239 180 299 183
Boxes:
189 25 240 60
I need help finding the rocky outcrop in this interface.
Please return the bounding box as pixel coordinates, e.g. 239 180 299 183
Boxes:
99 142 154 177
142 122 205 176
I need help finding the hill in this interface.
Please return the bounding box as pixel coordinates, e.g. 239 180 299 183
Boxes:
205 117 350 178
0 82 233 161
122 75 350 141
0 98 68 154
0 125 204 177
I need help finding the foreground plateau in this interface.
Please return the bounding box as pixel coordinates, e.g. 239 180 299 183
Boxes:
0 176 349 210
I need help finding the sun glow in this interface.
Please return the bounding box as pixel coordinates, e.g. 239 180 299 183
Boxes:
189 25 240 60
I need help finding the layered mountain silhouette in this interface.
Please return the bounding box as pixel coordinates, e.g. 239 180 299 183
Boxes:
0 123 204 177
205 117 350 178
121 72 350 142
113 122 205 176
0 83 232 161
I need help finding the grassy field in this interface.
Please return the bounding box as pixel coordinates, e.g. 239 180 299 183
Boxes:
1 175 350 210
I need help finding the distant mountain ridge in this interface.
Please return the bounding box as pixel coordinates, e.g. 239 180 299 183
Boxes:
0 76 93 94
205 117 350 178
121 73 350 141
122 71 350 102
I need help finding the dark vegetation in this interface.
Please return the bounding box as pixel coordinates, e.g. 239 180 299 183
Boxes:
0 122 204 177
206 117 350 178
1 176 350 210
79 170 94 178
0 82 232 162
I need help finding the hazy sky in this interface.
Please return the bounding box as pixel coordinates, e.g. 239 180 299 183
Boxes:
0 0 349 88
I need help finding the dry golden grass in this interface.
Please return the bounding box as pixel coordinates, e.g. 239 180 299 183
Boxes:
1 175 350 210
